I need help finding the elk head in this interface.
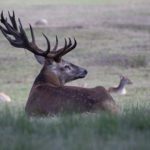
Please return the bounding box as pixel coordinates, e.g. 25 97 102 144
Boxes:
119 75 132 85
0 11 87 86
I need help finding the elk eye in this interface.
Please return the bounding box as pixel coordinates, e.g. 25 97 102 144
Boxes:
64 65 71 70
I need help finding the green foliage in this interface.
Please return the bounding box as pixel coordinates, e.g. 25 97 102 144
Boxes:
0 107 150 150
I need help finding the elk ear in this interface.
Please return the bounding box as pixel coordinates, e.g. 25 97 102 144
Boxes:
34 54 45 65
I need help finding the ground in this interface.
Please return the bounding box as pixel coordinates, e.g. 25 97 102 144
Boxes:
0 0 150 149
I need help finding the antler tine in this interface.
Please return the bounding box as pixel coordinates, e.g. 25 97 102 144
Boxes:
56 37 77 59
19 19 50 56
64 37 77 53
68 37 72 47
0 23 10 34
1 11 6 23
49 38 67 62
18 18 29 43
1 12 19 37
8 11 18 31
68 37 77 50
51 35 72 56
64 38 67 48
56 37 72 53
0 27 17 46
52 37 77 62
24 23 51 56
29 24 35 43
52 35 58 51
0 12 17 43
1 11 8 28
42 33 51 56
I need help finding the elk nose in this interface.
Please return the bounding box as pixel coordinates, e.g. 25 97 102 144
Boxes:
83 70 88 75
78 69 88 78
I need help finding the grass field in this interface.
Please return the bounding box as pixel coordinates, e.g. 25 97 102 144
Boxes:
0 0 123 6
0 0 150 149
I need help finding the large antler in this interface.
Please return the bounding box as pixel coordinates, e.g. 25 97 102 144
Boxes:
0 11 77 62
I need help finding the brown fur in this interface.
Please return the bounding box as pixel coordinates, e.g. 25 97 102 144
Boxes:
0 12 119 116
25 66 119 116
26 84 118 116
108 75 132 95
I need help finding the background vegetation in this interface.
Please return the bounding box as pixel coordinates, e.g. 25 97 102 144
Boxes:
0 0 150 149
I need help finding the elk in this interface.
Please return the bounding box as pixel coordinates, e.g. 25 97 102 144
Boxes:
108 75 132 95
0 11 119 116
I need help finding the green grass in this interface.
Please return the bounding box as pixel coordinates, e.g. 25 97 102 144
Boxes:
0 0 150 149
0 106 150 150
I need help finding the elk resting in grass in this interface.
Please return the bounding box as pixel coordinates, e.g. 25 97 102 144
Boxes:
108 75 132 95
0 11 119 116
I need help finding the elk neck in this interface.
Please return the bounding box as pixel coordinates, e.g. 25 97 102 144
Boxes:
116 78 128 95
33 65 62 87
117 78 126 90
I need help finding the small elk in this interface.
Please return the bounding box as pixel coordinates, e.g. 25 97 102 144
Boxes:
108 75 132 95
0 11 119 116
